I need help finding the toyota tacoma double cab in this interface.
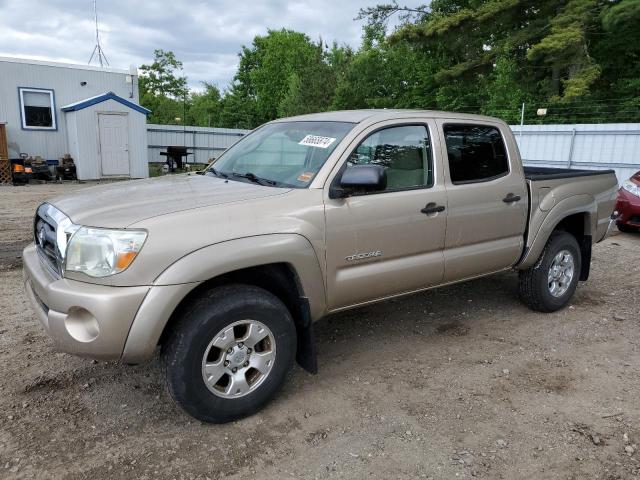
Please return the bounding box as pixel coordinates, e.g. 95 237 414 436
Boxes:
23 110 618 423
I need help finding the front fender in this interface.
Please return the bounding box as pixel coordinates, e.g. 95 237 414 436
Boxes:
155 233 326 316
121 234 326 363
518 194 596 269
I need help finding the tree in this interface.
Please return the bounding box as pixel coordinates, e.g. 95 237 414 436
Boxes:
231 29 337 125
218 85 259 130
187 82 222 126
358 0 640 121
526 0 601 99
139 49 188 98
139 49 189 125
277 72 306 117
139 2 640 129
483 56 528 123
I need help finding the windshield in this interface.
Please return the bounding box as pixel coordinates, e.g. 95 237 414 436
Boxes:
207 121 355 188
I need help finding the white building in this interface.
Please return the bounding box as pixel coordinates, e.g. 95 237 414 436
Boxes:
0 56 149 180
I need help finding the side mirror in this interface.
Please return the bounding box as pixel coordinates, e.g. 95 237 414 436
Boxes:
329 164 387 199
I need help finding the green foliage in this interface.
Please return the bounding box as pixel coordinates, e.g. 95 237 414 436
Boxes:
139 49 188 125
186 82 222 127
237 30 331 123
139 1 640 129
483 56 528 123
139 49 188 99
277 73 305 117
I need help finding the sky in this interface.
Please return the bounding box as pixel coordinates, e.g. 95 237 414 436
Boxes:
0 0 422 91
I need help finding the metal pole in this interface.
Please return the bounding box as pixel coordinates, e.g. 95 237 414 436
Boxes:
567 128 577 169
519 102 525 142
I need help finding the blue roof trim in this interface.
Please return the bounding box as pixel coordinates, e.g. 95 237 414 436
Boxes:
61 91 151 115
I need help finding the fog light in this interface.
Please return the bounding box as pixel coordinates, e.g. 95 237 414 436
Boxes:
64 307 99 342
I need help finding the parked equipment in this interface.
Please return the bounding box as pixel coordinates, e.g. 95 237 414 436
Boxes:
160 146 192 171
56 155 77 181
10 158 30 185
25 155 52 181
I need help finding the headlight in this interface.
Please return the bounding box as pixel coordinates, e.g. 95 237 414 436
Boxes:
622 180 640 197
65 227 147 277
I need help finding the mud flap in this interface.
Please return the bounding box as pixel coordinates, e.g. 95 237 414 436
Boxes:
296 297 318 374
579 235 592 281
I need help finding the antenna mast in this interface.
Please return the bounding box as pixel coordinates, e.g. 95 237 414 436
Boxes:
88 0 109 67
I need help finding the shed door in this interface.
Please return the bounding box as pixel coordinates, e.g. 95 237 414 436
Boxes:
98 113 129 176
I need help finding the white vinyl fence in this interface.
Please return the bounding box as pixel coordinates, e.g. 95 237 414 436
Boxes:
147 124 250 164
147 122 639 183
511 123 640 183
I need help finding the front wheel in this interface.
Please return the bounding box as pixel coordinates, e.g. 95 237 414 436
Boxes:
518 232 582 312
161 284 296 423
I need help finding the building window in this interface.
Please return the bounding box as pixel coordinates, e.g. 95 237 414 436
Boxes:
19 88 56 130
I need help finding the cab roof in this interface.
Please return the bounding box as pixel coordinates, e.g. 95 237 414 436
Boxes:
272 109 504 125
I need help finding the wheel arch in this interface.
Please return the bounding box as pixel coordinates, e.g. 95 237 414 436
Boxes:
518 195 596 276
159 262 319 373
122 234 326 371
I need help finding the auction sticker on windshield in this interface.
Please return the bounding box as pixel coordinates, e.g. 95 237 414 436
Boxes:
299 135 336 148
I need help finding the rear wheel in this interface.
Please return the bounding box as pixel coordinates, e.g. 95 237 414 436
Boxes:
518 232 581 312
161 284 296 423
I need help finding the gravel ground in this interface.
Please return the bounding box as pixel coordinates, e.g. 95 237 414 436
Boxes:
0 182 639 480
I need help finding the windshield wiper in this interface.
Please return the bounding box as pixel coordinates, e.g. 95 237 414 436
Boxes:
207 167 228 179
232 172 278 186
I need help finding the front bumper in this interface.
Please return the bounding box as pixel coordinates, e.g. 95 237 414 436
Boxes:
23 244 149 360
615 188 640 228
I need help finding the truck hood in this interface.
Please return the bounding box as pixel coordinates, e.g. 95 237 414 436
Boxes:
50 174 291 228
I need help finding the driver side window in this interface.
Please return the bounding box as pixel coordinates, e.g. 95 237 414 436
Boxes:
347 125 433 190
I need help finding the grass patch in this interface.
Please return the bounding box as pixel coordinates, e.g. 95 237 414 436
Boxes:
148 162 209 177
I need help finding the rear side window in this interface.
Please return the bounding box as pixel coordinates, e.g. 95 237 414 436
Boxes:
443 124 508 184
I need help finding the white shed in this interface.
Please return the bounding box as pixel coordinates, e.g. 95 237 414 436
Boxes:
61 92 150 180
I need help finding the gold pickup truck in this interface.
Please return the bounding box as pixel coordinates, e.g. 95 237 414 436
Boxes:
23 110 618 423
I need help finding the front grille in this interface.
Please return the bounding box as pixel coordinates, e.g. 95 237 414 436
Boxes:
34 204 64 277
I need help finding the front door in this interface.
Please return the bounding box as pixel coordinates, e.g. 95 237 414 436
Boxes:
436 120 528 282
98 113 130 176
324 121 447 310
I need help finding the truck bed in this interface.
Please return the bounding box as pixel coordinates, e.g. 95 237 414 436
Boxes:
522 166 618 258
523 166 616 181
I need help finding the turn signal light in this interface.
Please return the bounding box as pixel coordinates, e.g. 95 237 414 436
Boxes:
115 251 138 270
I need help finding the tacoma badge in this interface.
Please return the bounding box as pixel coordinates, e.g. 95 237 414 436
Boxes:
345 250 383 261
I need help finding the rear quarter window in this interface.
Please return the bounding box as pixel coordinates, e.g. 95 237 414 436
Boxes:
443 124 509 184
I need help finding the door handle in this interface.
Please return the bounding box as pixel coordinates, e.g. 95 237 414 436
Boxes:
502 193 521 203
421 203 446 215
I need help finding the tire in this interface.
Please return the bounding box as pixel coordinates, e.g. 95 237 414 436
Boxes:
518 232 582 313
161 284 296 423
617 223 638 233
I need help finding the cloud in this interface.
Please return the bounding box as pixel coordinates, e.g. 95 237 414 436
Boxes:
0 0 423 89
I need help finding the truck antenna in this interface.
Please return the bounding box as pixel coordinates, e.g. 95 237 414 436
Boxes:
88 0 109 67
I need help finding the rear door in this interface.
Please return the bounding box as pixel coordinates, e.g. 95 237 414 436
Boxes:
324 120 447 310
436 120 528 282
98 113 130 176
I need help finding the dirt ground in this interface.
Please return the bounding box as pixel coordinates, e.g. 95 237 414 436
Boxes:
0 182 639 480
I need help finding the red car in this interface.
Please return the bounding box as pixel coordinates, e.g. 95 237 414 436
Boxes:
616 170 640 232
